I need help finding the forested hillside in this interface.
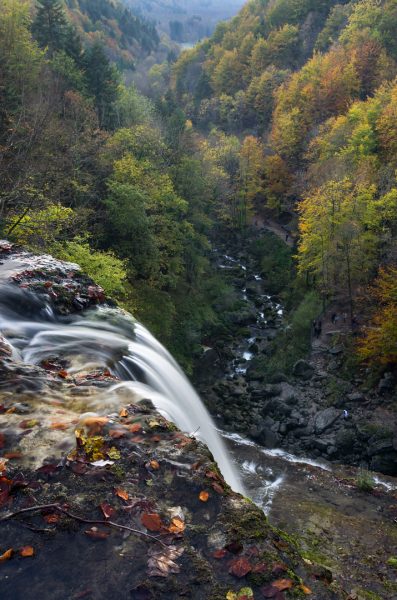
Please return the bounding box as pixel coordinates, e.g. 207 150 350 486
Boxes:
173 0 397 373
64 0 159 67
0 0 248 371
3 0 397 378
125 0 245 44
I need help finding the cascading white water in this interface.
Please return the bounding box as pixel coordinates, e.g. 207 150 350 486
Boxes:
0 284 243 494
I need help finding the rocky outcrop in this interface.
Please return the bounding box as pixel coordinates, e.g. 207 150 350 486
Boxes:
293 360 315 381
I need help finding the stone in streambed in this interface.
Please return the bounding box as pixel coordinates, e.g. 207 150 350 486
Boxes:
347 392 365 402
314 408 341 434
249 422 279 447
367 436 394 456
252 384 282 400
229 308 258 326
293 359 315 380
335 429 356 453
378 372 395 394
370 452 397 475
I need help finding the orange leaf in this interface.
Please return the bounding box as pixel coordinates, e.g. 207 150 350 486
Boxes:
129 423 142 433
299 584 312 595
50 422 70 431
168 517 185 533
119 408 128 418
205 470 221 482
85 527 110 540
229 557 252 578
273 539 289 551
109 429 125 439
58 370 68 379
115 488 129 502
20 546 34 557
273 579 294 591
3 452 22 460
100 502 116 519
43 513 60 524
0 548 13 562
212 482 224 494
213 549 227 559
141 513 162 532
83 416 108 434
19 419 39 429
199 491 209 502
252 562 268 574
149 460 160 470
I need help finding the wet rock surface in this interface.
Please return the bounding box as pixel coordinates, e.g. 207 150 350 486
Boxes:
225 433 397 600
0 243 338 599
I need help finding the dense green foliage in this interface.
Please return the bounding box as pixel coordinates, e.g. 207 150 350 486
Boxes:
0 0 239 371
64 0 159 68
249 234 293 295
250 290 322 379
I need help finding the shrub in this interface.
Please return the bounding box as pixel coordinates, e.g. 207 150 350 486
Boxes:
355 467 375 492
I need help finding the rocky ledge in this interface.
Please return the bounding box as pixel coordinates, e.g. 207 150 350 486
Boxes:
0 243 339 599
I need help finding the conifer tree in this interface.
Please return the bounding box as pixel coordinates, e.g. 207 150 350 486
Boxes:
84 42 120 129
32 0 68 56
64 24 84 66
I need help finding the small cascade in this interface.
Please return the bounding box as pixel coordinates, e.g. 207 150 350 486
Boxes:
213 250 284 377
0 283 243 494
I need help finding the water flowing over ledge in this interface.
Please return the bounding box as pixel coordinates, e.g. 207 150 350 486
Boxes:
0 253 243 494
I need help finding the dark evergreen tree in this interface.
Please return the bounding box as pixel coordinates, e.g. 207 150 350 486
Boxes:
84 42 120 129
64 24 84 66
32 0 68 56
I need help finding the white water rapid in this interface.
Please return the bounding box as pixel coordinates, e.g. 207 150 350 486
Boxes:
0 283 244 494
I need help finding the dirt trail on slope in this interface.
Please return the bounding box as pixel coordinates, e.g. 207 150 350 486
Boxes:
253 215 295 248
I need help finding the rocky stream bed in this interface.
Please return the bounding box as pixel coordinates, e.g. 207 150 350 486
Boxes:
196 242 397 476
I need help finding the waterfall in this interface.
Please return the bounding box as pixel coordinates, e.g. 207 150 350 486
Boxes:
0 283 243 494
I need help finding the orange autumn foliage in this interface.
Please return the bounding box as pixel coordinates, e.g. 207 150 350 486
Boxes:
357 267 397 366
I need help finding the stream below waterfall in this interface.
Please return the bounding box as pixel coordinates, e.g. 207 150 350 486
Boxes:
216 251 283 378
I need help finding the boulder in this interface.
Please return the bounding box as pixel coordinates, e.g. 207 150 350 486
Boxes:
335 429 356 453
229 308 258 326
367 436 394 457
378 372 395 394
329 345 344 355
251 384 281 401
347 392 365 402
249 424 279 448
293 359 315 380
314 408 341 434
264 398 292 418
370 452 397 475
